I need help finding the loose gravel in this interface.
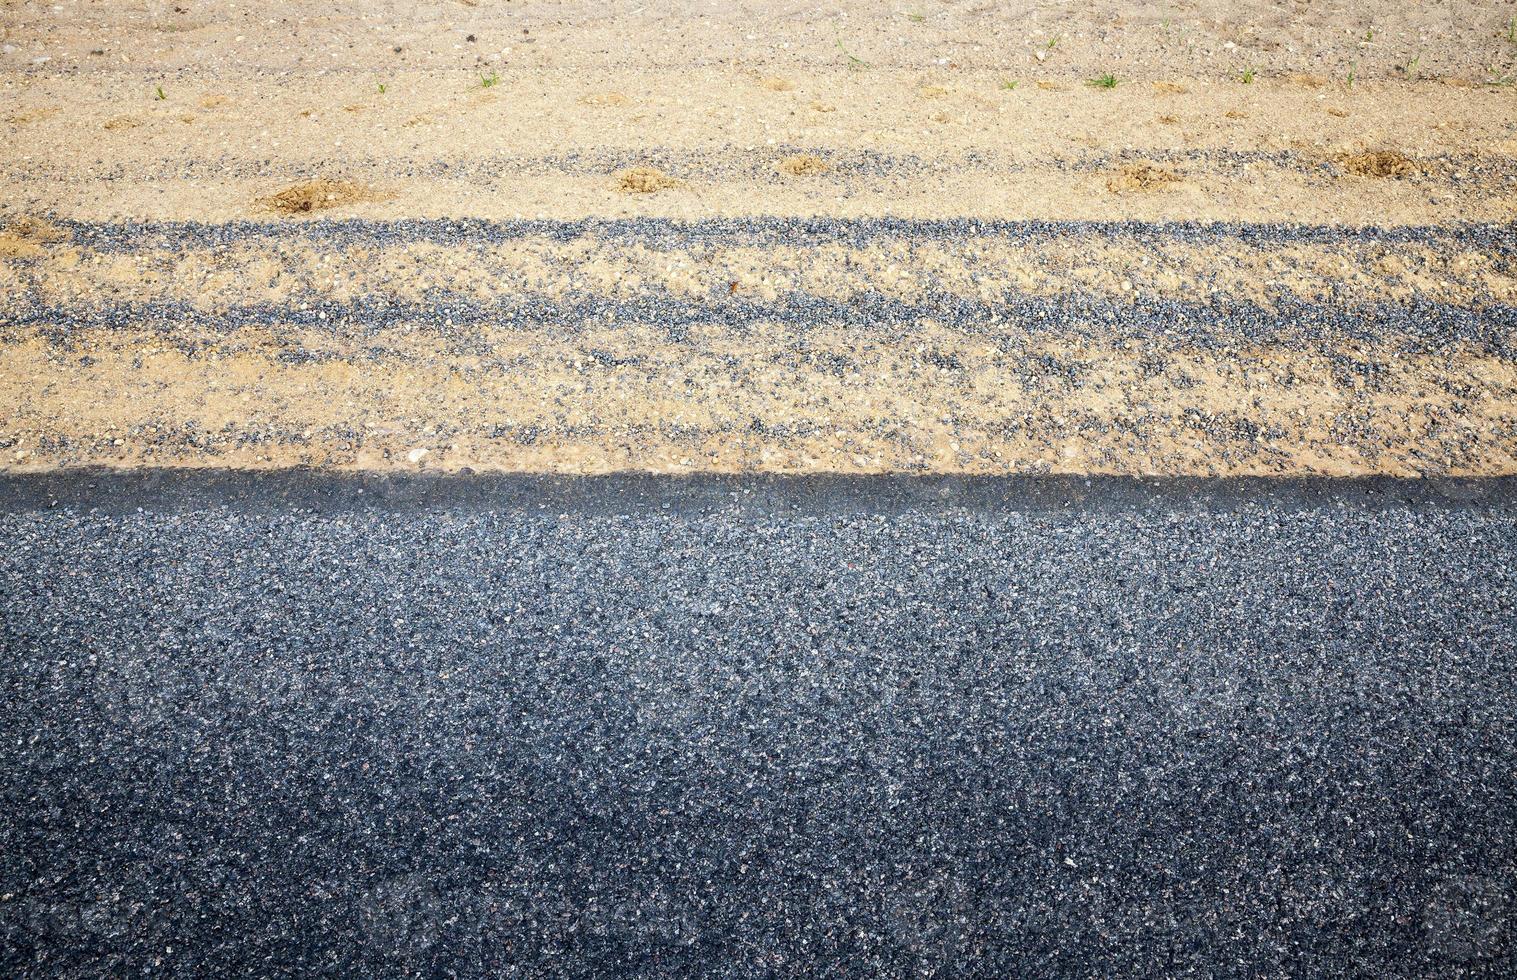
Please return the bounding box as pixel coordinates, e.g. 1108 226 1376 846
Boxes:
14 295 1515 354
41 215 1517 252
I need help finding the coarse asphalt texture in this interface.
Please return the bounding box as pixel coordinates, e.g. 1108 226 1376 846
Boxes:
2 473 1516 976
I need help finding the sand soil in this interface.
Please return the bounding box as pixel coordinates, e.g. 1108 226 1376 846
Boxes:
1 0 1515 475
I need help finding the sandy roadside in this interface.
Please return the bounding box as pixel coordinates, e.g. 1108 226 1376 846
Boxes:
2 0 1515 476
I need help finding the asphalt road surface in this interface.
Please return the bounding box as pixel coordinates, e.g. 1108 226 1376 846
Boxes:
2 474 1515 976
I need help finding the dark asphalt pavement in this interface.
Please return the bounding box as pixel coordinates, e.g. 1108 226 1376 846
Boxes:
2 475 1515 976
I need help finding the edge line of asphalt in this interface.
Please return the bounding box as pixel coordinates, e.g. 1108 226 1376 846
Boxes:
3 470 1516 516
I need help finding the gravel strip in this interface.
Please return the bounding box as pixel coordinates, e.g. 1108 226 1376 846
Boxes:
46 216 1517 252
11 295 1516 355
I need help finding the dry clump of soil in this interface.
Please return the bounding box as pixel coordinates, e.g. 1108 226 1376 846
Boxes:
617 166 681 194
777 154 829 177
580 92 631 107
8 216 67 241
260 179 388 215
0 216 68 258
1107 163 1182 193
1339 150 1418 178
7 107 59 125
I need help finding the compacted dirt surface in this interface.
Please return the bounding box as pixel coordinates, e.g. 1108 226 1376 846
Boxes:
2 0 1516 476
3 2 1517 977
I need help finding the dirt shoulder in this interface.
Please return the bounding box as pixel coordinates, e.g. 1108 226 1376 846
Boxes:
2 0 1515 82
3 69 1515 224
1 1 1514 477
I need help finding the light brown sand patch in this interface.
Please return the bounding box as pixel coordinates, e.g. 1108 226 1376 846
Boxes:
1339 150 1418 178
7 217 67 242
617 166 681 194
7 107 60 125
579 92 631 107
759 76 795 92
260 180 389 215
777 155 830 177
0 235 45 260
0 217 67 259
1106 163 1182 193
